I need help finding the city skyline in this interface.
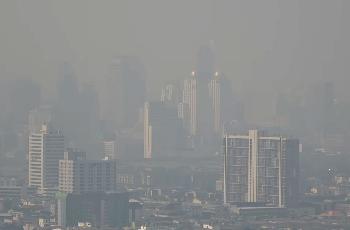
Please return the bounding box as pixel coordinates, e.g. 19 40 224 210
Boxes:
1 1 350 229
1 1 350 123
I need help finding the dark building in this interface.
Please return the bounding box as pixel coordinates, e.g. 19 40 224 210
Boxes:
144 101 186 159
285 139 300 207
195 45 215 147
58 192 129 228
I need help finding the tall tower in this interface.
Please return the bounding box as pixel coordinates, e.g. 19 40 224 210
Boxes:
28 124 65 195
209 72 221 134
183 72 197 136
143 101 185 159
143 102 152 159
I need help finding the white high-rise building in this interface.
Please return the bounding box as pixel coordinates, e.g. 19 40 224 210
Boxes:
182 71 223 139
183 72 197 136
209 72 221 134
28 124 64 195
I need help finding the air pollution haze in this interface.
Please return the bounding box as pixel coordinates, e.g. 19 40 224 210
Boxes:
1 1 350 121
0 1 350 229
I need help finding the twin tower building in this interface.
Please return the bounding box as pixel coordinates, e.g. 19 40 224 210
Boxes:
144 70 224 159
144 46 237 159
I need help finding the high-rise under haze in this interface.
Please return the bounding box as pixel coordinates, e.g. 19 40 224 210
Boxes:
28 124 65 195
144 101 185 159
182 73 197 136
195 45 215 144
180 45 234 150
209 72 222 134
223 130 299 208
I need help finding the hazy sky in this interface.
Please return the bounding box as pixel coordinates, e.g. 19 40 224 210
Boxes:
1 0 349 121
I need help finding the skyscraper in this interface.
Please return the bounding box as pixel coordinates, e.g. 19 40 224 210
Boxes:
28 124 65 195
180 45 229 149
195 45 216 143
223 130 299 207
182 73 197 136
209 72 221 134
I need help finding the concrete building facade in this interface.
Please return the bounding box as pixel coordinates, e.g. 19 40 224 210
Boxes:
59 150 116 194
28 124 65 195
223 130 299 207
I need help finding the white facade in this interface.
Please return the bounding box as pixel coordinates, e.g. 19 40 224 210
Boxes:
209 72 221 134
183 73 197 136
28 124 64 195
223 130 298 207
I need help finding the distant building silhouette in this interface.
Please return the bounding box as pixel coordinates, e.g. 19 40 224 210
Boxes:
102 56 146 129
144 101 185 159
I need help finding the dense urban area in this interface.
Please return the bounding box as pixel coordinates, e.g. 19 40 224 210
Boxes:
1 1 350 230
